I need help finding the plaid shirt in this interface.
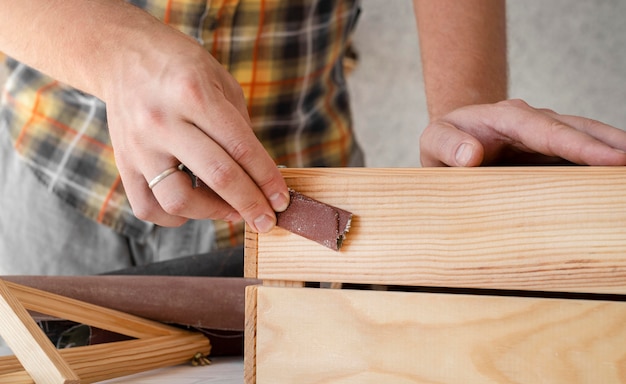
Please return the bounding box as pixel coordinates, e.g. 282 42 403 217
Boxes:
0 0 362 248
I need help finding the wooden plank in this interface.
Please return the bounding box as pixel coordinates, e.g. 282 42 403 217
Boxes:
5 280 178 338
244 228 258 279
0 333 211 383
262 281 305 287
244 285 258 384
0 280 211 383
248 167 626 293
0 280 79 384
255 286 626 383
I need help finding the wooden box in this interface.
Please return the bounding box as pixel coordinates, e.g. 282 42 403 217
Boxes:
244 168 626 383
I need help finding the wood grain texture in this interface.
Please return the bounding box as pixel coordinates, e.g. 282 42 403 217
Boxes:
0 280 79 384
244 285 258 384
262 280 305 287
247 167 626 293
5 280 179 338
244 227 258 279
0 334 211 383
255 286 626 384
0 280 211 383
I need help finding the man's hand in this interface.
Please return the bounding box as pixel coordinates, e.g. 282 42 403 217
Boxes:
0 1 290 233
420 99 626 167
104 27 289 232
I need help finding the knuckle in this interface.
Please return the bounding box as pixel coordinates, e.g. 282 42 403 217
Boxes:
238 198 264 217
229 140 255 165
130 109 169 149
175 72 205 101
224 76 245 101
582 117 605 132
537 107 557 114
499 98 528 109
137 107 166 127
172 65 218 104
159 193 190 216
207 161 239 190
257 172 279 190
544 121 572 154
132 200 158 222
547 119 568 134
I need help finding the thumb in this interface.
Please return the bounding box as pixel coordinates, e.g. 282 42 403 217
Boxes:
419 120 485 167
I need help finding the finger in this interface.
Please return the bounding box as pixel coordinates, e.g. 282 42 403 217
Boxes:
420 119 485 167
188 98 290 212
116 159 189 227
170 122 283 233
541 111 626 153
491 105 626 165
149 166 242 221
173 66 290 216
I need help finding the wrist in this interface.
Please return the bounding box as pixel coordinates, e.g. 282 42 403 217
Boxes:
427 86 508 122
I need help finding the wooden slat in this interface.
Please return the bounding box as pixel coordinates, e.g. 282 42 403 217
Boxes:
244 286 258 384
248 167 626 293
244 228 258 279
0 333 211 383
262 281 305 287
0 280 79 384
255 286 626 383
0 280 211 383
5 280 178 338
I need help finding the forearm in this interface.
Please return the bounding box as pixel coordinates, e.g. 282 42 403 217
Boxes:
0 0 181 100
413 0 508 120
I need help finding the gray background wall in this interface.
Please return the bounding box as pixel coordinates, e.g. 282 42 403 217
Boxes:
349 0 626 167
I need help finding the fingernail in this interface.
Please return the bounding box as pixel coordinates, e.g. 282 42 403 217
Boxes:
254 214 276 233
269 192 290 212
455 143 474 166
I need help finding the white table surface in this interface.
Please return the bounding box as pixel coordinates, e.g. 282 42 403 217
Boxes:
2 342 243 384
100 357 243 383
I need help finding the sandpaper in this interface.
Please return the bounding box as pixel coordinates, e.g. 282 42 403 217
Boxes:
276 189 353 251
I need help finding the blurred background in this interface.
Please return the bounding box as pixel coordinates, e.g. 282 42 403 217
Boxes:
1 0 626 169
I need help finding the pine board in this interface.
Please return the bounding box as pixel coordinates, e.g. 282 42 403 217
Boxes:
253 286 626 384
247 167 626 293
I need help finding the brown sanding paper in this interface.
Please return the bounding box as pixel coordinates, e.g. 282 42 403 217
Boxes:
276 189 353 251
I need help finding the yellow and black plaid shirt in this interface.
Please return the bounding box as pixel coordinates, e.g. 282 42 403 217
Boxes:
0 0 362 247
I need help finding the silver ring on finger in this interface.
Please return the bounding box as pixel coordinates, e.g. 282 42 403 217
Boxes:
148 163 199 190
148 166 179 189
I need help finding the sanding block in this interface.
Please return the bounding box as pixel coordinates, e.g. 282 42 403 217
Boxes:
276 189 353 251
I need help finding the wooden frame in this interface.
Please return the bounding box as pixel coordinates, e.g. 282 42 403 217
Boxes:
245 167 626 383
0 279 211 383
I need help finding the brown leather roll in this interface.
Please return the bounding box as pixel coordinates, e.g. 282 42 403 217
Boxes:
2 275 259 331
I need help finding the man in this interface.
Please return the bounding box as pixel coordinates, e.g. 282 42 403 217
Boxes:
1 0 624 274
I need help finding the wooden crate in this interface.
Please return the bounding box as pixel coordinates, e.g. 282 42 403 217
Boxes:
244 168 626 383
